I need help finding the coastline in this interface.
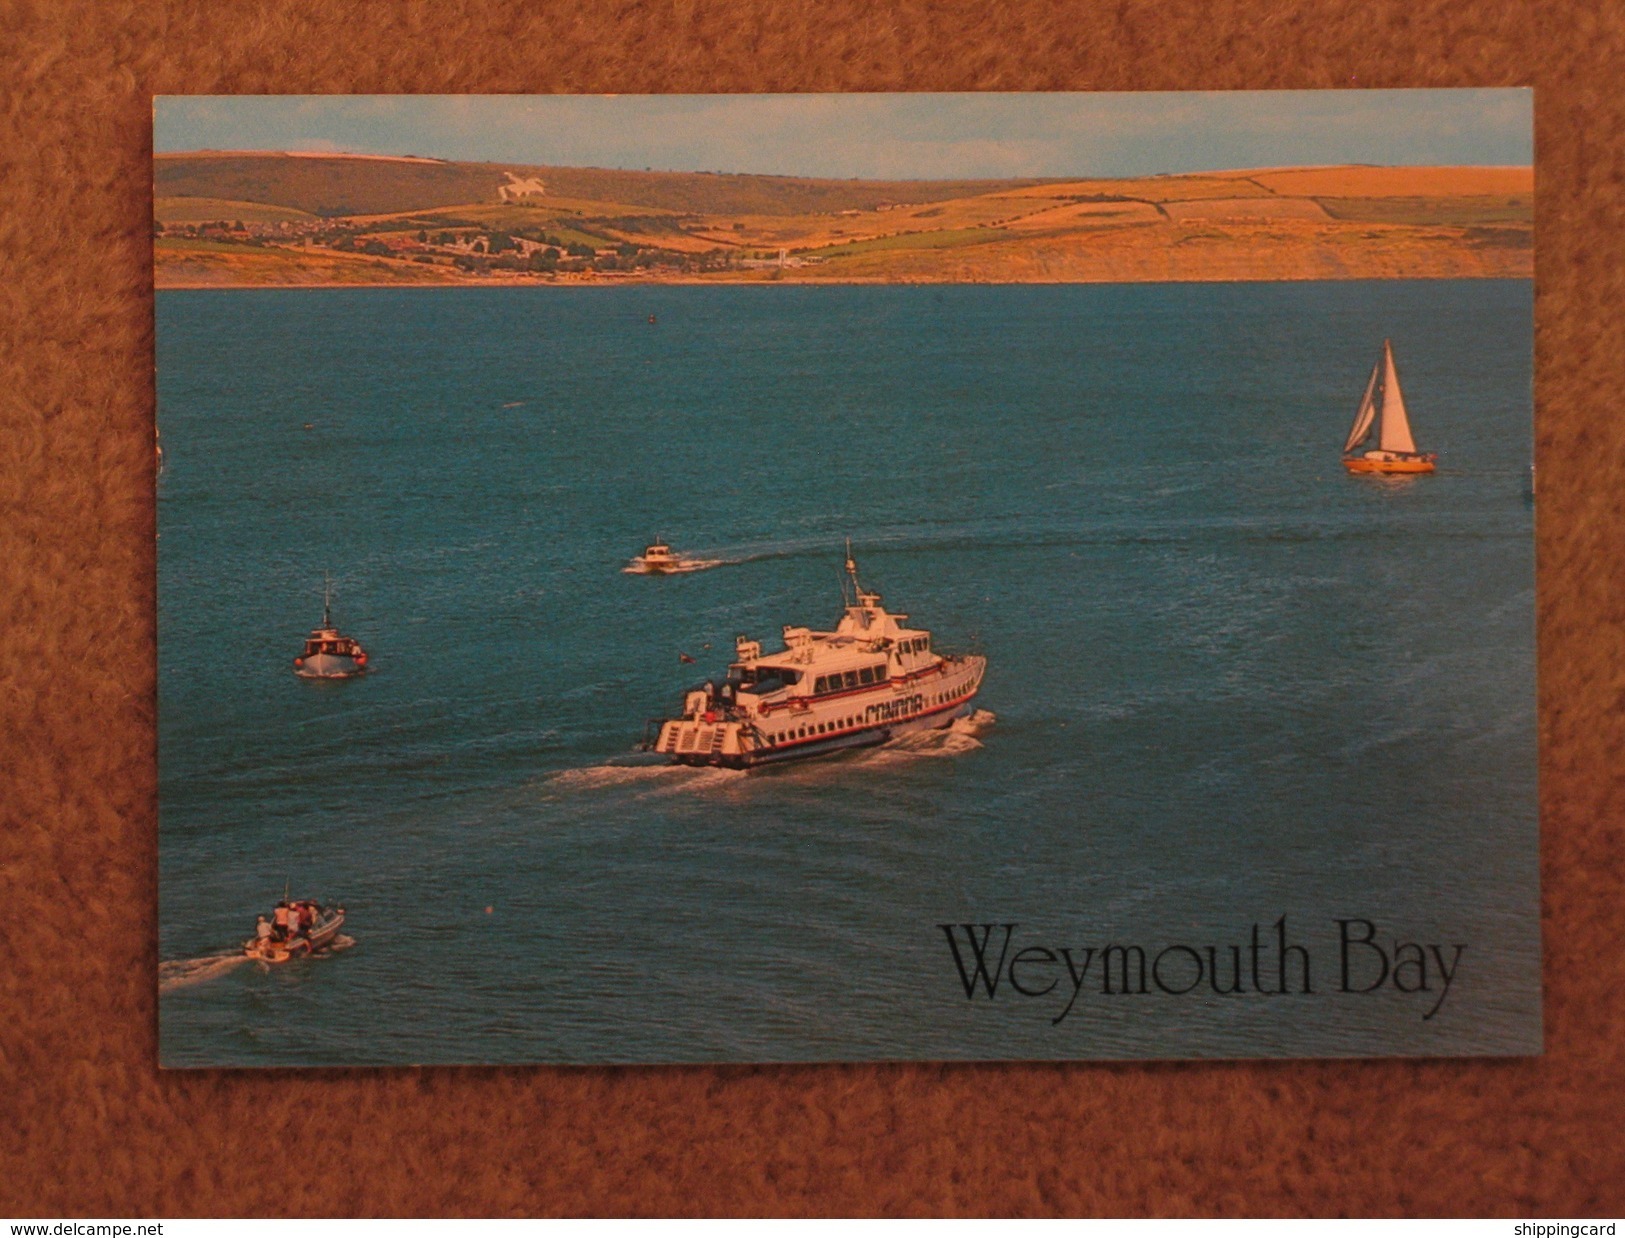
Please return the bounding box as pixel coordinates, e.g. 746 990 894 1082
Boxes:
154 271 1535 291
153 158 1532 292
152 228 1533 290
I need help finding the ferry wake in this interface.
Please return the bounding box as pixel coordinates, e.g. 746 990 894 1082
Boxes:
648 546 986 769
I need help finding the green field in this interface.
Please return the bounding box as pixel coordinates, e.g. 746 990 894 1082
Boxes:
155 156 508 217
402 202 632 229
817 226 1011 258
154 196 318 224
155 236 265 253
1315 196 1534 226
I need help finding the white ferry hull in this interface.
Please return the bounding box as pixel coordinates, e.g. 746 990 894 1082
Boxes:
657 654 985 770
742 696 977 767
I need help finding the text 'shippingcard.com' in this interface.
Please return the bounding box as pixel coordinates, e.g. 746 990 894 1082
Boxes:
154 92 1537 1067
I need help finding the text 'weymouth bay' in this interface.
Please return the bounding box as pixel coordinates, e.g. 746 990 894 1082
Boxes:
940 917 1468 1024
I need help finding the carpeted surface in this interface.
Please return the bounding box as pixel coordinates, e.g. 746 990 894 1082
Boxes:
2 0 1622 1217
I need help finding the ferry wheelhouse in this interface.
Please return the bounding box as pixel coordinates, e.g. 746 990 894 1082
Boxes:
651 549 986 768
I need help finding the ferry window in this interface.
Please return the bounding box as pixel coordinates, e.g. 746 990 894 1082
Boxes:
871 664 887 681
858 667 874 685
843 671 859 688
814 676 828 694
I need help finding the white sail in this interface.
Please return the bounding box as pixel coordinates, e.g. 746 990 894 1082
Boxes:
1377 339 1418 455
1342 360 1381 454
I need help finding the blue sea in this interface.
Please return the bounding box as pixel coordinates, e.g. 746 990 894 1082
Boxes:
156 281 1538 1067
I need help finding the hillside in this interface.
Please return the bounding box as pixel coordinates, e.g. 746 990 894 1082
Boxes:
151 154 1533 288
154 153 1056 218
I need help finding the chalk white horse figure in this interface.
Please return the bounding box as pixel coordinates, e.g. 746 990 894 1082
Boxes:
498 173 548 203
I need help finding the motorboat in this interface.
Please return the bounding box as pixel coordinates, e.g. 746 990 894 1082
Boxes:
294 579 368 678
243 900 346 963
627 541 684 574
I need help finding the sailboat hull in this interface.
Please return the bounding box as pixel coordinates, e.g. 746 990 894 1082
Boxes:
1342 454 1437 475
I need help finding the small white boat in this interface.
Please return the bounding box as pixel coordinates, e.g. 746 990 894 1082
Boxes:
627 540 684 574
293 579 368 678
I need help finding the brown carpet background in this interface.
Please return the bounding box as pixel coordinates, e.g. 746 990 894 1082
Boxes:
2 0 1621 1217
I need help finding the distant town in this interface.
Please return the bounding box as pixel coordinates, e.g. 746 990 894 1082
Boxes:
156 214 824 279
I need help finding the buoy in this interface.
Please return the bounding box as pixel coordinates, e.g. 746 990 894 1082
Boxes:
293 657 304 667
355 653 367 666
485 906 493 915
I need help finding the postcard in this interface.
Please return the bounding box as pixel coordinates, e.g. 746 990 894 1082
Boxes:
154 92 1537 1067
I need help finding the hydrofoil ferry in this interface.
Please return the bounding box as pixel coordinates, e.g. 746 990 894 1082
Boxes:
650 547 986 768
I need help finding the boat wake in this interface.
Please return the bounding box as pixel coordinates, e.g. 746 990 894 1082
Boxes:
160 934 357 991
159 953 251 992
863 709 998 763
546 711 993 796
546 761 746 796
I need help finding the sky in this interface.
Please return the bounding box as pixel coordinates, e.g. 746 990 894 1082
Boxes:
154 92 1532 180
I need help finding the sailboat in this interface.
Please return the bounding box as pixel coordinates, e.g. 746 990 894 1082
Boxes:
1341 339 1437 475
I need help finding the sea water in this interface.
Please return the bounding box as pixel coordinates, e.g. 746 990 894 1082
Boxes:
156 281 1537 1066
